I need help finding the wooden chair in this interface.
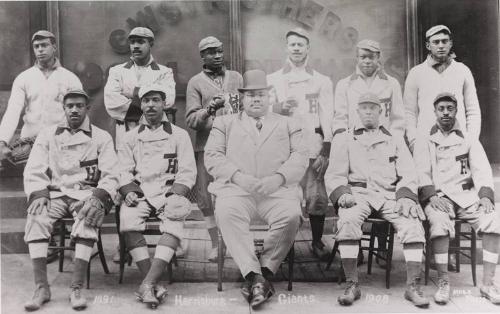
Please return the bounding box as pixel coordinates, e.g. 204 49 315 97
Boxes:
424 219 477 286
48 217 109 289
326 217 395 289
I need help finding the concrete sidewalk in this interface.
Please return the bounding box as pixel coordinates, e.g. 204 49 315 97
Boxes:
2 250 500 314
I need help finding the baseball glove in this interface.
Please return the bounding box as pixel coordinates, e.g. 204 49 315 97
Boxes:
6 136 36 165
159 194 191 221
77 196 106 228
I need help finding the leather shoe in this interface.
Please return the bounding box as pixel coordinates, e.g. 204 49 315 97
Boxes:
250 280 275 309
240 280 253 302
24 284 51 311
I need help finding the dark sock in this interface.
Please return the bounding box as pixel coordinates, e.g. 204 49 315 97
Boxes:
341 258 358 283
136 258 152 278
310 215 325 244
406 261 422 285
208 227 218 248
70 258 88 289
432 236 449 281
32 258 48 287
261 267 273 280
142 258 168 285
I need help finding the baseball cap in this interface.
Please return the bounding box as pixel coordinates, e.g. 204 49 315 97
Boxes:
358 92 381 106
63 89 89 102
425 25 451 39
138 84 166 99
286 27 310 42
31 30 56 43
433 92 457 106
357 39 381 53
128 27 155 40
198 36 223 52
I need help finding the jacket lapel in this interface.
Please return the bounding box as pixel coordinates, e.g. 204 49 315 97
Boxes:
237 113 258 145
257 113 279 149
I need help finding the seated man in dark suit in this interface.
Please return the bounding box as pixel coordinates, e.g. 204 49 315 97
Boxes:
205 69 307 309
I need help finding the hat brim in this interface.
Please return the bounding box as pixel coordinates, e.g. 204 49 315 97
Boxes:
238 85 272 92
286 31 309 42
200 43 223 52
433 96 457 105
64 92 89 101
139 90 166 99
128 35 154 40
358 101 381 106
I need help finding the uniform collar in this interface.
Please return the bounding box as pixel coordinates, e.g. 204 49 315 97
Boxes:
138 113 172 134
203 65 226 77
426 53 456 68
124 55 160 70
349 65 387 81
35 57 61 71
353 125 391 136
55 116 92 136
282 57 314 76
430 121 464 138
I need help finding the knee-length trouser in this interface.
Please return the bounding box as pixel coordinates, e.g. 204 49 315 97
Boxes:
425 200 500 239
336 199 425 244
24 196 98 243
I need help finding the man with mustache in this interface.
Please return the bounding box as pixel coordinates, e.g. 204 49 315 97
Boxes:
23 89 118 311
104 27 175 152
185 36 243 262
105 27 176 262
117 85 196 309
415 93 500 305
0 30 82 164
267 28 334 260
325 93 428 308
205 70 307 309
404 25 481 153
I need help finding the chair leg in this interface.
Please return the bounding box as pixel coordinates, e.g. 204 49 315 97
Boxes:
386 226 394 289
288 244 294 291
87 261 91 289
471 228 477 287
423 221 430 285
326 240 338 270
96 232 109 274
367 224 376 275
217 229 224 292
455 221 461 273
58 221 66 272
167 259 173 284
119 233 126 284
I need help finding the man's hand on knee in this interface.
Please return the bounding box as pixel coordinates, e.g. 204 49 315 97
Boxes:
478 197 495 214
429 196 454 218
338 193 356 208
77 196 105 228
27 197 50 215
397 198 426 220
124 192 139 207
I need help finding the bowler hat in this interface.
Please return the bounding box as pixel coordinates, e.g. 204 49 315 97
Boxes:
238 70 271 92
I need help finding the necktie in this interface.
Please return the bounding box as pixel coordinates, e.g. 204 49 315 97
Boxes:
255 118 263 132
